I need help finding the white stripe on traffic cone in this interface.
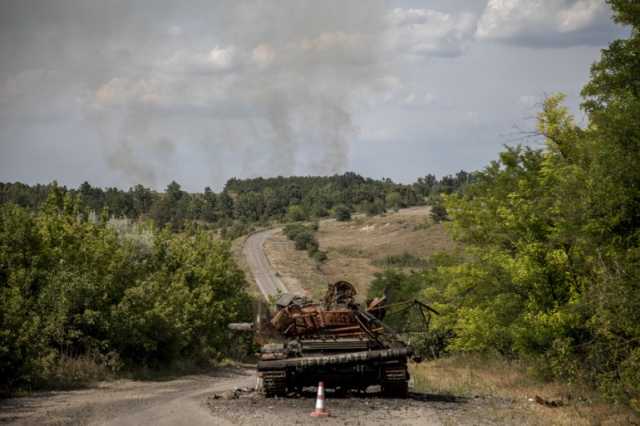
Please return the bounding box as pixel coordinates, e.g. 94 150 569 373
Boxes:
310 381 330 417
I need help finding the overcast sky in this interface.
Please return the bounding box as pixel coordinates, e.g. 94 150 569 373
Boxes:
0 0 627 191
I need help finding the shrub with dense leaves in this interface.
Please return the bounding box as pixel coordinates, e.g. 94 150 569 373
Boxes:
0 189 251 393
334 205 351 221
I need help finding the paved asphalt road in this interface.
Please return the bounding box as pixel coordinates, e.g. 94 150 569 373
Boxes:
242 228 289 301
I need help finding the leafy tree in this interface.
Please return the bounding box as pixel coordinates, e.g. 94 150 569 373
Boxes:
408 3 640 407
218 191 234 219
414 174 437 197
201 187 218 222
287 204 307 222
385 192 402 211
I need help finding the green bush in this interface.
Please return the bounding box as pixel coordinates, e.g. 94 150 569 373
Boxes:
0 193 251 393
220 221 252 240
283 223 307 240
312 205 329 218
294 231 316 251
364 199 386 216
334 205 351 221
429 195 448 223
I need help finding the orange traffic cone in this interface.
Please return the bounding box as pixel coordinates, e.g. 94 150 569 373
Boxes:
310 381 330 417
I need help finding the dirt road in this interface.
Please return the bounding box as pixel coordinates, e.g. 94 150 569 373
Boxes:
243 228 291 300
0 368 254 426
0 366 502 426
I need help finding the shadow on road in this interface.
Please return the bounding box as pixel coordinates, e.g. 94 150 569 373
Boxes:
283 389 469 405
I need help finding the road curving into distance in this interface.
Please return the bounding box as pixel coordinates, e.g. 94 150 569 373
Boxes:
242 228 289 301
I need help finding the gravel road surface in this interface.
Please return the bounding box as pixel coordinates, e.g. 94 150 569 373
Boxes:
1 367 506 425
242 228 290 300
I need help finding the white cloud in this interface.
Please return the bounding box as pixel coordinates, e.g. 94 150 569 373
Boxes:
354 75 438 110
476 0 614 46
558 0 604 32
207 46 235 70
163 45 237 74
385 8 476 58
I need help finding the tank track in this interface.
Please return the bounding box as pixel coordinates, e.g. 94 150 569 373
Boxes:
262 370 287 397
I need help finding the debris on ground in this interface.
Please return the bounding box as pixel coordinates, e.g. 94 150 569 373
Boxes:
209 387 255 401
533 395 564 408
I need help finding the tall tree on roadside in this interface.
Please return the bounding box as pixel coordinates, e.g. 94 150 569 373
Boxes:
432 0 640 407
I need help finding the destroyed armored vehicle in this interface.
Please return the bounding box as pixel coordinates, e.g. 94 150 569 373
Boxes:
229 281 437 397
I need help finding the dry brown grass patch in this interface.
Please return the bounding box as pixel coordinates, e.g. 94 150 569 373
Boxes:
412 355 638 425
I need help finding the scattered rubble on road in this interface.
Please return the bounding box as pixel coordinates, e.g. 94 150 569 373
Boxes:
205 388 524 426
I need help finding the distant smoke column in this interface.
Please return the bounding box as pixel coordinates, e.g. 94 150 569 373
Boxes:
95 105 158 188
321 101 353 174
264 93 295 176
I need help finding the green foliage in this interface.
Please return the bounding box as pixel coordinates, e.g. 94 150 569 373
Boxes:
287 204 307 222
385 192 403 211
334 204 352 221
369 269 425 305
294 231 316 251
413 171 473 197
429 194 448 223
364 199 386 216
427 86 640 405
220 221 252 240
283 223 308 240
283 222 322 259
403 6 640 406
0 199 251 393
368 269 447 357
2 171 471 232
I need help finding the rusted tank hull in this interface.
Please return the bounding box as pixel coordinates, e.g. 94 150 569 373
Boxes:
259 348 410 397
227 281 435 398
257 347 411 370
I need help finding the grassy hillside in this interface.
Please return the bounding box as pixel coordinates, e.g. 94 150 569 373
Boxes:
262 206 455 300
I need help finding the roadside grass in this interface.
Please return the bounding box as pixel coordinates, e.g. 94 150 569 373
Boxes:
330 245 371 258
42 353 119 391
13 354 253 394
263 228 328 300
411 354 638 425
371 252 429 268
124 358 253 382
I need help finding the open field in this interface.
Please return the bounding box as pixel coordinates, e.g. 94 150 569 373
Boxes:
263 206 455 300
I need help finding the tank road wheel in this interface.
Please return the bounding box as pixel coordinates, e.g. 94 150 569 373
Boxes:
262 370 287 397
